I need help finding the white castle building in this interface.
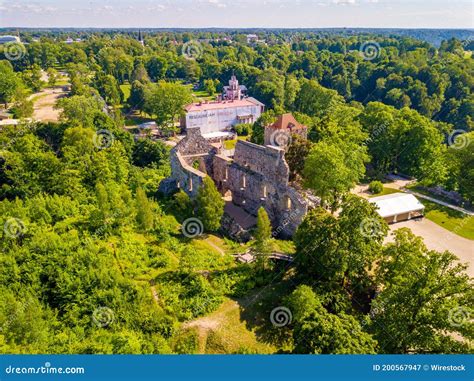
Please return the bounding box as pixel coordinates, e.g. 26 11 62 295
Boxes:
183 75 264 140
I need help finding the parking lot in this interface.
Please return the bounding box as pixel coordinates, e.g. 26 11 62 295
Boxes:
386 218 473 277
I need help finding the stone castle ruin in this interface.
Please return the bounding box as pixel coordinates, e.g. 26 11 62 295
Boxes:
161 127 308 237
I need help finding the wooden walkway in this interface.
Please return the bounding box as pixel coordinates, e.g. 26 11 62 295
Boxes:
232 251 294 264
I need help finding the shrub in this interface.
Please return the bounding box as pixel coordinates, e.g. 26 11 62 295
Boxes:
234 123 252 136
368 180 383 194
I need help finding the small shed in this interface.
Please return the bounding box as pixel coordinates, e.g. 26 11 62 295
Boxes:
369 193 425 223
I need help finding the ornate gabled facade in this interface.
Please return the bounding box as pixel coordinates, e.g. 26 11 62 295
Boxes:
223 74 247 101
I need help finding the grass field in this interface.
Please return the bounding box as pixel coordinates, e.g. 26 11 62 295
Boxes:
180 282 294 354
192 89 214 100
422 200 474 240
30 93 49 103
120 83 131 102
124 115 153 126
368 187 400 198
223 136 249 150
402 185 474 239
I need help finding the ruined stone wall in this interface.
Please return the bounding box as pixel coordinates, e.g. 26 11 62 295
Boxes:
212 154 233 194
213 140 307 237
170 151 206 197
166 127 218 196
175 127 215 156
165 128 309 237
232 141 289 185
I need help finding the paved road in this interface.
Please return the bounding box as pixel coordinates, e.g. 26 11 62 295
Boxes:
387 219 473 277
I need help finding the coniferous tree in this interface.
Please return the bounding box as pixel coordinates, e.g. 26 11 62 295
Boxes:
254 207 272 253
135 188 154 231
196 177 224 232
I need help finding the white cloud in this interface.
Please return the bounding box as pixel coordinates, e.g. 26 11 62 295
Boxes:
332 0 357 5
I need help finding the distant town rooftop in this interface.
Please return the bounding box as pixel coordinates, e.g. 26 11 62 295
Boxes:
185 97 264 112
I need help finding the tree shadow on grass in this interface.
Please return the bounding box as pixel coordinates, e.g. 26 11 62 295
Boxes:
234 278 296 352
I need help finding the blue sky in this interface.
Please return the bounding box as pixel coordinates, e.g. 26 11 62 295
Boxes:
0 0 472 28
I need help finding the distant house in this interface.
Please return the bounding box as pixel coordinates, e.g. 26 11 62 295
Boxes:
246 34 259 44
264 113 308 147
370 193 425 223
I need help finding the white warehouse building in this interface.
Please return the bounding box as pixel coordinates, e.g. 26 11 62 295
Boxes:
370 193 425 223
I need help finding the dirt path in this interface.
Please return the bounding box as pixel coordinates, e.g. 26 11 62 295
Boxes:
204 239 225 255
148 279 160 305
30 86 68 122
352 177 413 199
182 296 242 330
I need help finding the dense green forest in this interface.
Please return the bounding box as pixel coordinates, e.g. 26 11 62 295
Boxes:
0 30 473 354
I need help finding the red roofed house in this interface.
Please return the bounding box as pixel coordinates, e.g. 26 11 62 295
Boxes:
264 113 308 147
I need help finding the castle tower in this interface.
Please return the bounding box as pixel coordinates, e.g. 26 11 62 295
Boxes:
225 72 242 100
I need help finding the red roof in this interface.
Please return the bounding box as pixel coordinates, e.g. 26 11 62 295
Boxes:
185 98 263 112
268 113 307 131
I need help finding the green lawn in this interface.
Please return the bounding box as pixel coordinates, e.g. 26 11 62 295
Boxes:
224 139 237 150
193 89 214 99
124 115 154 126
120 84 131 102
422 200 474 240
55 79 70 86
368 187 400 198
180 282 294 354
30 93 48 103
223 136 248 150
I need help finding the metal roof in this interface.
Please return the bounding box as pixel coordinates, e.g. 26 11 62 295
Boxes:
369 193 425 218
